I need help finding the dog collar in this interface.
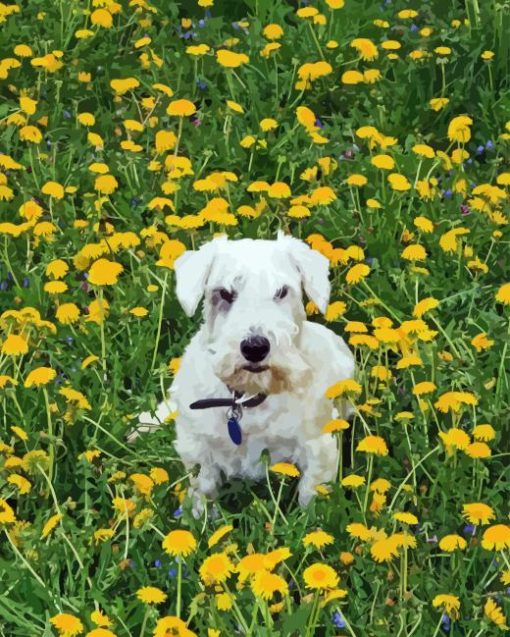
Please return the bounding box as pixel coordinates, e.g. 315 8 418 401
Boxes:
189 390 267 446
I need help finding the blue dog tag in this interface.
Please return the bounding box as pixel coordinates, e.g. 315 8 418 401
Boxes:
227 417 242 445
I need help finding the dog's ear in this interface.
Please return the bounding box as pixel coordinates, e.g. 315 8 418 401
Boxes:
278 231 331 314
174 237 224 316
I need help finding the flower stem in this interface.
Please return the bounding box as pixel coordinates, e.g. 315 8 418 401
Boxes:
304 590 321 637
270 478 285 530
97 288 107 380
42 388 54 485
363 454 373 513
139 608 149 637
176 558 182 618
307 22 324 60
151 271 168 373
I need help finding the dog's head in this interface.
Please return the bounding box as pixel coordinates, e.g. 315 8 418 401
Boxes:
174 232 330 394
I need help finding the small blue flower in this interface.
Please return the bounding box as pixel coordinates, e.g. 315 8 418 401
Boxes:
63 110 72 119
154 559 162 568
198 19 206 28
463 524 476 535
168 568 177 578
174 506 183 518
486 139 494 150
196 79 208 91
22 277 30 288
476 145 485 155
443 189 453 199
441 613 450 632
332 611 346 629
410 24 418 32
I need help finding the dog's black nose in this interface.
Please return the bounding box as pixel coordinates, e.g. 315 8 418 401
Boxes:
240 335 270 363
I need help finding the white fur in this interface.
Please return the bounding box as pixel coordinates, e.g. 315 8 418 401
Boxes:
136 233 355 517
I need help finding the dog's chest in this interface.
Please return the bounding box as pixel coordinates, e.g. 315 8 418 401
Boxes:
239 390 331 439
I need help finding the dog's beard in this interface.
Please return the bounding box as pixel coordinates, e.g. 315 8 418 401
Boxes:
212 347 312 395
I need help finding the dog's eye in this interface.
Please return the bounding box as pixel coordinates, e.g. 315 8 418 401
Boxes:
274 286 288 300
218 288 236 303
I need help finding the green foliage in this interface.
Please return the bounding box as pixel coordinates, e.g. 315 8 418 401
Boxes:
0 0 509 635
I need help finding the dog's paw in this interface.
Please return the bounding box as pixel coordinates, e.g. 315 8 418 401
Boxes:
297 483 316 508
189 487 206 519
126 412 161 443
188 488 220 520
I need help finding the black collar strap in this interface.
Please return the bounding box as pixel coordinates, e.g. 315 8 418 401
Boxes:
190 391 267 410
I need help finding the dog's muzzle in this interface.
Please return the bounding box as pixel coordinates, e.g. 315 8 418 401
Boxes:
240 335 270 363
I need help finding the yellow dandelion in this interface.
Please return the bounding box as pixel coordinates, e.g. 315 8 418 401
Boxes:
356 435 389 456
251 570 289 600
303 530 335 549
162 529 197 557
303 563 339 590
270 462 300 478
208 524 233 548
438 534 467 552
393 512 418 525
462 502 495 525
350 38 378 61
432 594 460 619
481 525 510 551
370 535 400 562
199 552 235 586
473 424 496 442
495 282 510 305
484 598 509 630
465 442 491 459
167 99 196 117
41 513 62 538
345 263 370 284
0 498 16 525
216 49 249 68
323 419 350 433
153 617 197 637
438 427 470 451
1 334 29 356
50 613 84 637
24 366 56 388
136 586 167 604
341 474 365 488
88 258 123 286
325 379 362 399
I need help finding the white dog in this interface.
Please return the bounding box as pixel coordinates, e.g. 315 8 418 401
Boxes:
137 232 355 516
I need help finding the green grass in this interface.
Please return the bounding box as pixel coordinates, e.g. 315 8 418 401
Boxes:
0 0 509 635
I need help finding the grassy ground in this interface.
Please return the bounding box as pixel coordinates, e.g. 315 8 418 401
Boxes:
0 0 509 635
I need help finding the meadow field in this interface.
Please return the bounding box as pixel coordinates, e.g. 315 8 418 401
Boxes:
0 0 509 634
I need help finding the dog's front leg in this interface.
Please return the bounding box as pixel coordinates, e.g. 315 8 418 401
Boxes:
297 436 337 507
188 462 221 518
